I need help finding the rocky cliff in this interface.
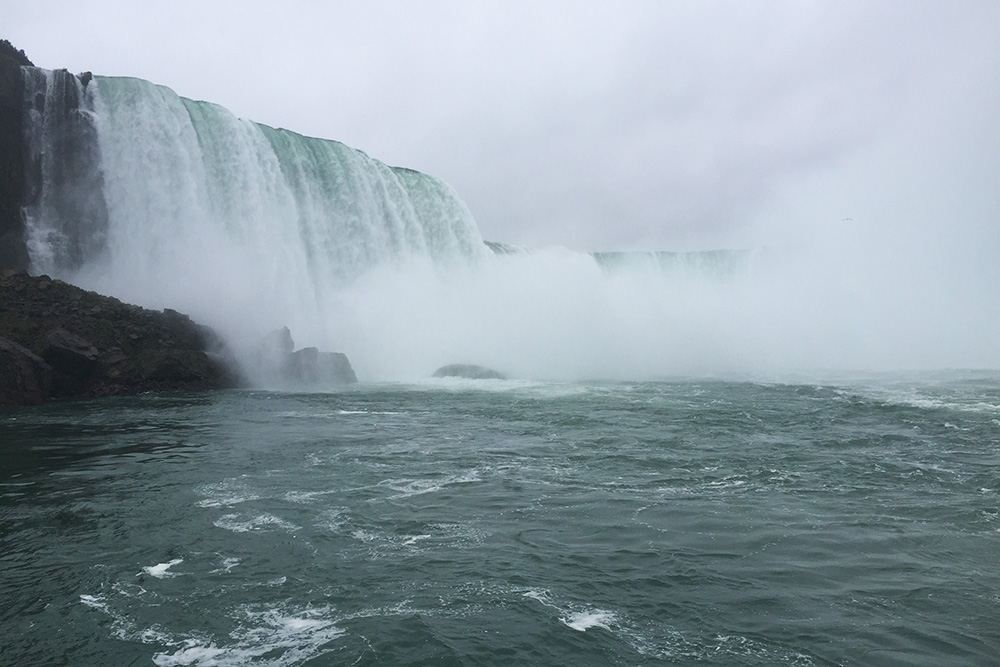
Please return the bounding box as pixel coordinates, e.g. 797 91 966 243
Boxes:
0 270 241 404
0 39 31 270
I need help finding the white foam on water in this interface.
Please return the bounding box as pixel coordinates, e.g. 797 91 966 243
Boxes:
142 558 184 579
849 384 1000 416
522 589 620 634
214 513 300 533
209 557 241 574
154 642 227 666
383 469 482 499
283 489 337 504
315 508 350 532
195 479 262 508
81 585 345 665
522 589 551 604
563 609 617 632
384 479 443 498
79 594 109 612
196 495 261 508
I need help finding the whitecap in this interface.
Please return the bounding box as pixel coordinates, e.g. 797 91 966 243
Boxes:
151 604 345 667
195 479 261 508
153 641 227 666
209 557 240 574
563 609 617 632
142 558 184 579
79 594 109 611
383 470 481 498
521 589 552 604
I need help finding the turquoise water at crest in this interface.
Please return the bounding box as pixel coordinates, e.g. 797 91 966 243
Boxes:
2 376 999 665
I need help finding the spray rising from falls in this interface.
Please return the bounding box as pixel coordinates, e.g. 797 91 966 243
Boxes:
22 68 495 378
20 68 999 380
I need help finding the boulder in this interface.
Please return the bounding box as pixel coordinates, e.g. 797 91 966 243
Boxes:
0 336 52 405
250 327 357 386
261 326 295 357
41 327 99 379
287 347 357 385
137 348 213 383
433 364 506 380
98 346 133 380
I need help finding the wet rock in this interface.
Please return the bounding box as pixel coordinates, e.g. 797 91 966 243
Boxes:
42 327 98 379
287 347 357 385
262 327 295 357
250 327 357 386
137 348 212 382
0 336 52 405
433 364 506 380
0 271 242 403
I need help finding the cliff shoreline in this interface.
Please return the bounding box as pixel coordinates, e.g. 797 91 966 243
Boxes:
0 269 242 405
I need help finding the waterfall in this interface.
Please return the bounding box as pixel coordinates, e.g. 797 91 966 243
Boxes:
20 67 997 380
21 68 491 368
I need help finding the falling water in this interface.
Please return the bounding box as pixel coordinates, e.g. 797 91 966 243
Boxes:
19 67 1000 381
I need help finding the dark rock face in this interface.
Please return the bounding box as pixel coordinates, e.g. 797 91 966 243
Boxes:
261 326 295 357
255 327 357 386
0 40 109 273
42 327 99 378
20 66 110 273
0 40 32 270
287 347 357 385
0 270 241 403
433 363 506 380
0 336 52 405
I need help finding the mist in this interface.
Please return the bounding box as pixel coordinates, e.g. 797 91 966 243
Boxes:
13 0 1000 381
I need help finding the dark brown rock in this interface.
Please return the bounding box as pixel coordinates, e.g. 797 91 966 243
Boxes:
137 348 212 382
42 327 99 379
0 271 242 403
0 336 52 405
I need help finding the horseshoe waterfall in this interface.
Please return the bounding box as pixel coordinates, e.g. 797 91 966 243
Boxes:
3 61 1000 667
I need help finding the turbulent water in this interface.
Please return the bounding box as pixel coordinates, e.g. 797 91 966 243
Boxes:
2 375 999 666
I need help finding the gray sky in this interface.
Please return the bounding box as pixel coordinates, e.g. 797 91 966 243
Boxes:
5 0 999 252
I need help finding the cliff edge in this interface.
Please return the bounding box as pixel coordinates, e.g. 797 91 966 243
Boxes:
0 39 31 270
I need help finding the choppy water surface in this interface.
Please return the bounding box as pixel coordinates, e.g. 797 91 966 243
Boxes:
2 375 999 665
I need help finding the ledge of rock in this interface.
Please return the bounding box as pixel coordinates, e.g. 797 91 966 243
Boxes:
0 270 241 404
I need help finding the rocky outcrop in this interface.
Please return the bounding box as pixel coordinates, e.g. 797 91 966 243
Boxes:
0 40 32 270
0 270 241 403
255 326 357 386
288 347 357 385
433 363 506 380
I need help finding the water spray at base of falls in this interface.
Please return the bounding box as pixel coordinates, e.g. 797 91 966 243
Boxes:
19 67 1000 381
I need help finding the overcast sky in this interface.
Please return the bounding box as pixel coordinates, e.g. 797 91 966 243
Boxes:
5 0 999 252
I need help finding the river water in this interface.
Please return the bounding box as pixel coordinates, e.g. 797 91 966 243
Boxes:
2 374 998 665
